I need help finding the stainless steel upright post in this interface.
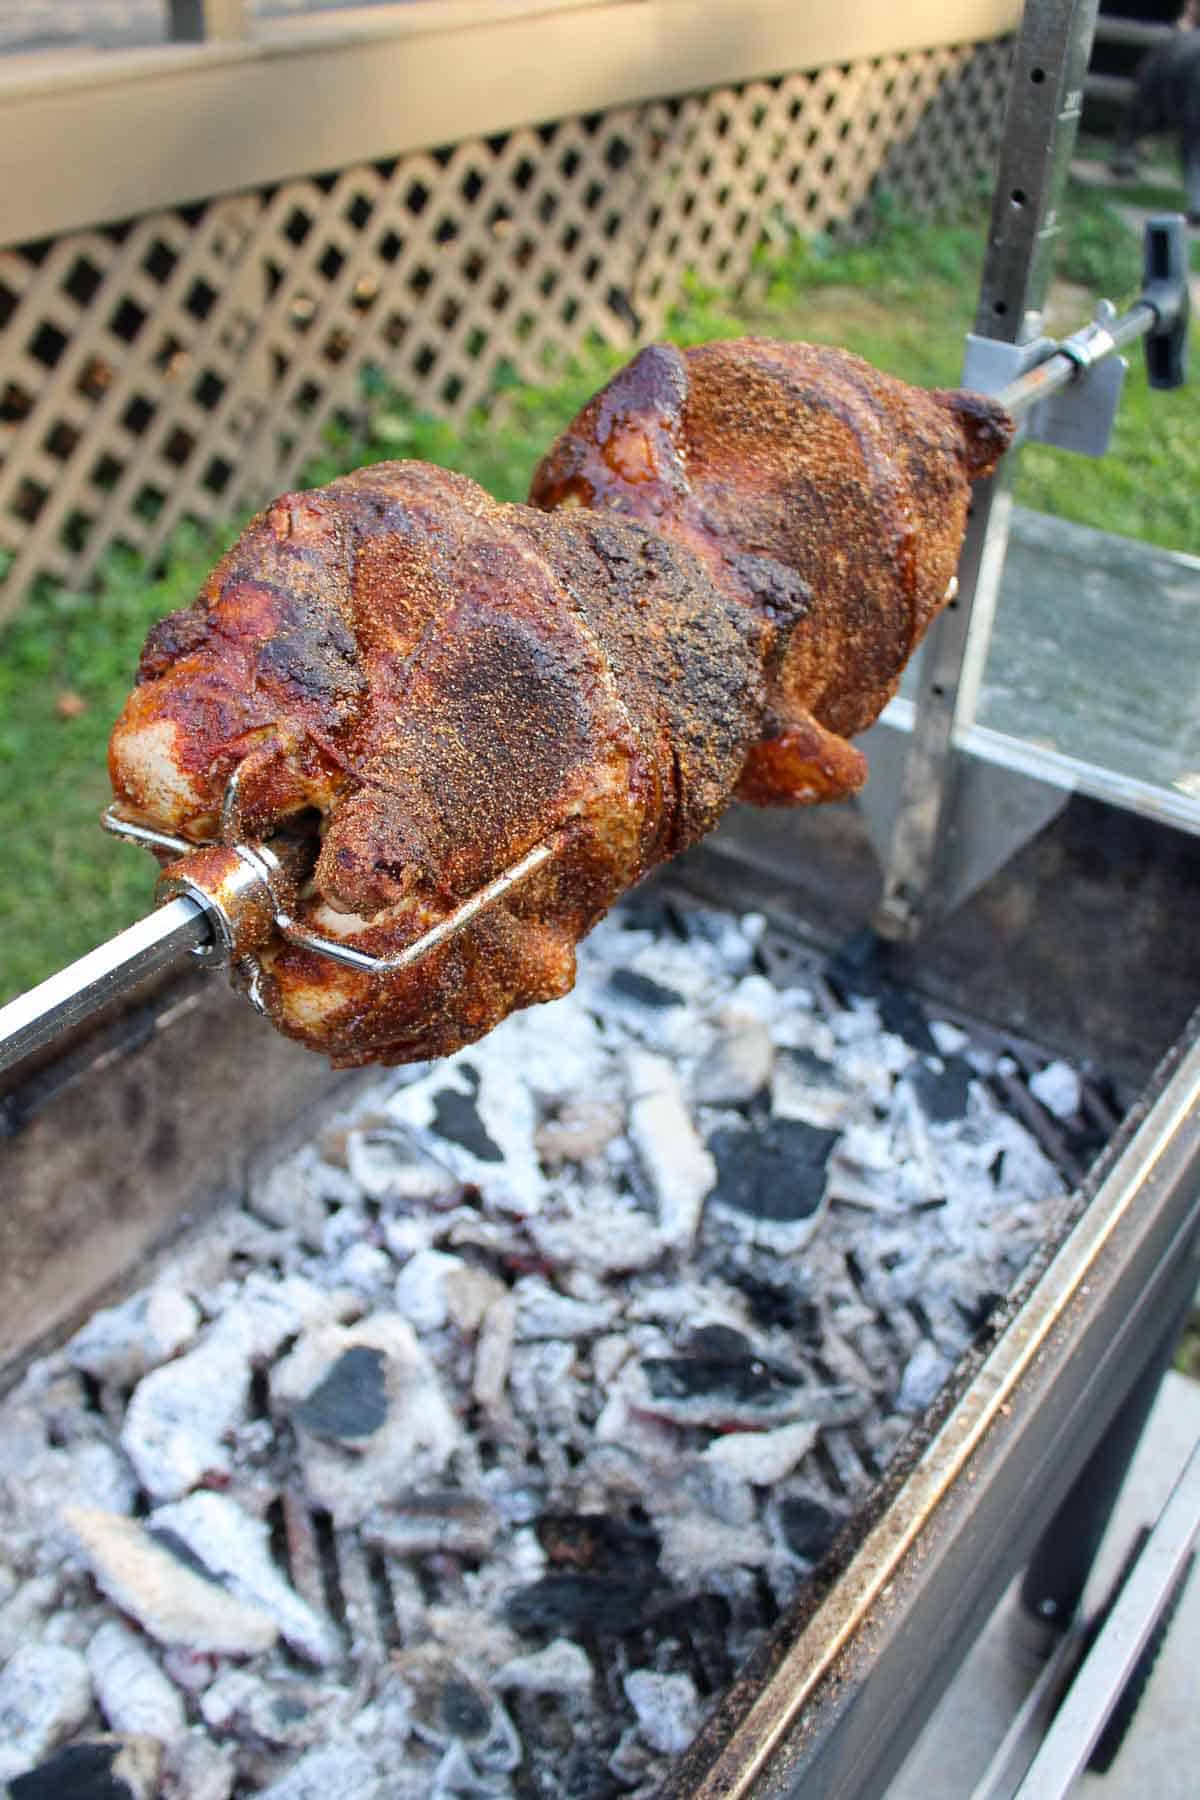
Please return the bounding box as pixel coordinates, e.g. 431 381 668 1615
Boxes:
874 0 1101 942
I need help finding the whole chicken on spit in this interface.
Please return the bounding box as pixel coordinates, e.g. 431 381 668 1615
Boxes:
108 340 1012 1066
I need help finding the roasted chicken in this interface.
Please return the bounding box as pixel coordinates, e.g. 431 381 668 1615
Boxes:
531 338 1012 805
108 340 1011 1066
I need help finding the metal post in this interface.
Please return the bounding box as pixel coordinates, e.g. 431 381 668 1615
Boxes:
874 0 1101 942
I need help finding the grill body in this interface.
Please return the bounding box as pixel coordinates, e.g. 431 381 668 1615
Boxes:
3 793 1199 1796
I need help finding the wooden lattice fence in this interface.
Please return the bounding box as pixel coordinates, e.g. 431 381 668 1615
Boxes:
0 37 1012 614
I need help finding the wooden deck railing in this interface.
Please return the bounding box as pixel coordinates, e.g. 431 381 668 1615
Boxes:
0 0 1019 613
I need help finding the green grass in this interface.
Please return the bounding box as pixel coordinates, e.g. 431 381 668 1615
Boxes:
2 182 1197 1004
0 530 241 1000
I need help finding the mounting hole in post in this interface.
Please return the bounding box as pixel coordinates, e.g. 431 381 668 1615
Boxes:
1030 66 1046 84
993 299 1009 316
931 683 946 699
1010 188 1027 206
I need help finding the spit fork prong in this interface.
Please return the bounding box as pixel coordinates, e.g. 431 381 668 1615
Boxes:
100 808 195 860
272 835 559 974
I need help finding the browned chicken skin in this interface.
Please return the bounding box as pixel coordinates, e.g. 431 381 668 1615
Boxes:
530 337 1012 806
108 341 1011 1066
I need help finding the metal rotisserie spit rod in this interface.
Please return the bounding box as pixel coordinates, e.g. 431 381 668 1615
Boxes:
0 897 212 1074
995 245 1189 419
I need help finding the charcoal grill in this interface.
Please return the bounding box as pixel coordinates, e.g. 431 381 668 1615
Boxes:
1 0 1199 1794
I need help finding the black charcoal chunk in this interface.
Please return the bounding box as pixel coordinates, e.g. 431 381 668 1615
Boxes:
143 1525 225 1586
955 1289 1004 1336
642 1328 807 1415
876 987 938 1054
1063 1117 1109 1164
536 1512 660 1577
743 1281 821 1338
363 1491 498 1558
824 926 891 996
504 1574 655 1638
708 1120 838 1223
293 1345 388 1442
555 1747 624 1800
606 968 686 1009
616 893 679 937
780 1047 840 1084
644 1354 781 1408
910 1055 974 1123
442 1677 492 1741
11 1738 157 1800
778 1496 841 1561
430 1088 504 1162
720 1253 821 1338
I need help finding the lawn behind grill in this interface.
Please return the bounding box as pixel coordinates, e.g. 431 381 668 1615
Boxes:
1 178 1196 1005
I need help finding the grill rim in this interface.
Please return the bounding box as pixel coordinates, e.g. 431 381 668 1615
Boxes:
658 1005 1200 1799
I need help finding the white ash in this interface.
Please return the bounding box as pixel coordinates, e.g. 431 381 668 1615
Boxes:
343 1129 458 1209
159 1647 220 1698
701 1418 820 1485
692 1003 775 1106
198 1669 342 1748
471 1291 517 1413
257 1743 382 1800
534 1098 623 1167
120 1277 350 1502
63 1508 279 1658
385 1055 546 1217
160 1731 237 1800
1029 1058 1084 1120
12 1439 138 1548
88 1619 187 1743
66 1288 201 1388
0 1575 62 1666
628 1049 716 1250
148 1493 340 1667
396 1249 504 1336
393 1642 521 1769
624 1668 704 1756
0 896 1089 1794
494 1638 593 1696
897 1340 957 1415
0 1643 92 1784
332 1241 394 1297
512 1275 619 1342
